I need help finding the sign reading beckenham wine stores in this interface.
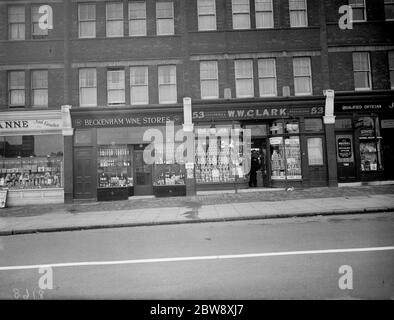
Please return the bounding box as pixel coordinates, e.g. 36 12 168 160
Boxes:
0 119 62 131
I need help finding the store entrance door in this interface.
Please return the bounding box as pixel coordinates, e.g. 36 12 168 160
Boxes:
74 147 96 199
336 134 357 182
250 139 269 187
133 147 153 196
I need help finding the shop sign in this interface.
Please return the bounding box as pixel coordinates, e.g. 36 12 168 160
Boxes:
72 113 183 128
192 106 324 121
337 138 352 159
335 102 394 113
269 137 283 145
381 119 394 129
0 119 62 131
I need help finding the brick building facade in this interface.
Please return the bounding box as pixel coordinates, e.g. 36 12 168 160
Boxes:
0 0 393 205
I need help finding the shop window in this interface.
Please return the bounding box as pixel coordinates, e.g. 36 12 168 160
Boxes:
258 58 277 97
0 135 64 190
358 116 383 172
200 61 219 99
158 65 177 104
8 71 25 108
232 0 250 29
285 120 299 134
289 0 308 27
8 5 25 40
385 0 394 20
293 57 312 96
389 51 394 90
156 2 174 35
79 3 96 38
307 138 324 165
107 69 125 105
349 0 366 22
335 118 353 130
31 70 48 107
106 2 124 37
129 1 146 36
198 0 216 31
255 0 273 28
353 52 371 91
32 5 48 38
130 66 149 105
79 68 97 107
235 60 254 98
305 118 323 132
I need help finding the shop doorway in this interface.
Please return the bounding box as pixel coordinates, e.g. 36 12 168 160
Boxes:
382 127 394 180
74 147 96 199
336 134 357 182
133 145 153 195
250 139 269 187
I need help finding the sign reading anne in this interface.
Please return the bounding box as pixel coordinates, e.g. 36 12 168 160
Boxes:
0 119 62 131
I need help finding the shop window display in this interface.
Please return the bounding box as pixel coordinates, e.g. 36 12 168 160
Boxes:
358 116 383 172
0 135 63 189
153 143 186 186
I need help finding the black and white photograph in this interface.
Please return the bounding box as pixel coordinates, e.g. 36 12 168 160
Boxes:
0 0 393 308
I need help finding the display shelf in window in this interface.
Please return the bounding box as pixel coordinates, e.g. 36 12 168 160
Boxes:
97 145 133 188
0 155 63 189
153 163 185 186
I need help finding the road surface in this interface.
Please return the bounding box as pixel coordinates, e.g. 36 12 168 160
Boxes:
0 212 393 299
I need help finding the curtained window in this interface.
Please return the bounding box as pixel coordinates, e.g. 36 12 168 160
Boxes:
198 0 216 31
232 0 250 29
79 68 97 107
156 2 174 35
31 70 48 107
8 71 25 107
289 0 307 27
255 0 273 28
8 6 25 40
158 65 177 103
130 66 148 105
293 57 312 95
79 4 96 38
129 1 146 36
106 2 124 37
258 58 277 96
235 60 254 98
200 61 219 99
353 52 371 90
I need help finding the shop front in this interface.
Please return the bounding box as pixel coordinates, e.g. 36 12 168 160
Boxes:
334 95 394 183
0 107 72 206
192 100 328 190
71 108 187 201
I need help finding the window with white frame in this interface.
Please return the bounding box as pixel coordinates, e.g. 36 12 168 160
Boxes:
258 58 277 97
79 68 97 107
389 52 394 89
349 0 366 22
158 65 177 104
8 6 25 40
130 66 149 105
106 2 124 37
79 3 96 38
235 60 254 98
255 0 273 29
156 2 174 35
32 5 48 38
353 52 371 90
129 1 146 36
232 0 250 29
200 61 219 99
385 0 394 20
293 57 312 95
198 0 216 31
289 0 308 27
8 71 25 107
107 69 125 104
31 70 48 107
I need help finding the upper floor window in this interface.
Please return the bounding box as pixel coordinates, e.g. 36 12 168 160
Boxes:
106 2 124 37
129 1 147 36
32 5 48 38
385 0 394 20
79 68 97 107
79 3 96 38
258 58 277 97
289 0 308 27
8 71 25 107
352 52 371 91
349 0 366 22
232 0 250 29
158 65 177 104
8 6 25 40
130 66 149 105
198 0 216 31
235 60 254 98
156 2 174 35
293 57 312 96
107 69 125 104
31 70 48 107
255 0 273 29
200 61 219 99
389 52 394 89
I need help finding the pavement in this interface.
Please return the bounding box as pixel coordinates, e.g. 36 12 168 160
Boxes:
0 185 393 236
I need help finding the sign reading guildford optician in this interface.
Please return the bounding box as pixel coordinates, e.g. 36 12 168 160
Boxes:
335 101 394 113
72 112 183 128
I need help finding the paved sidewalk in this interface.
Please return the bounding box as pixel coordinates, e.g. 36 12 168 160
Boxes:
0 190 393 235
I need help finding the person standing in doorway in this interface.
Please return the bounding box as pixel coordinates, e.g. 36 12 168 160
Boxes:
249 151 260 187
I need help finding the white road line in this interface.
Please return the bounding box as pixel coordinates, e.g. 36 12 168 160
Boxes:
0 246 393 271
